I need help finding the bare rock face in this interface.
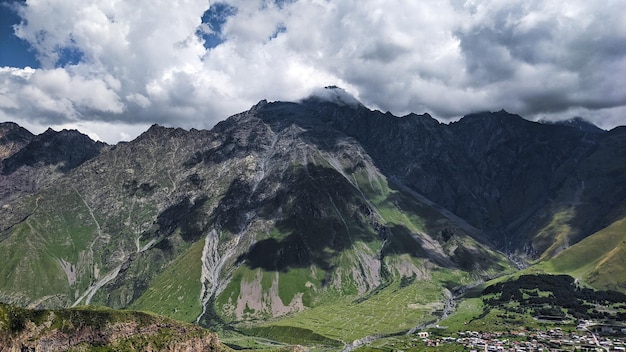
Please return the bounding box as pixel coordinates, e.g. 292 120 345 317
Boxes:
243 97 622 255
0 122 34 160
1 128 105 174
0 126 106 206
298 100 624 257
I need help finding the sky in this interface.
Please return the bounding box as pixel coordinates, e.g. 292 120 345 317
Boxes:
0 0 625 143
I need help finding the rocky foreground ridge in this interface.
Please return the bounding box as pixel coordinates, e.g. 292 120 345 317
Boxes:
0 303 227 351
0 87 624 341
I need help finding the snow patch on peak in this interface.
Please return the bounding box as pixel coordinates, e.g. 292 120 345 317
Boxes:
303 86 363 108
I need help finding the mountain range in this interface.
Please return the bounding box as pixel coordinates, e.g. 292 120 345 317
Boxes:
0 86 624 343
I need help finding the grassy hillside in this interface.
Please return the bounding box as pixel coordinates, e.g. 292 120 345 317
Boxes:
130 238 205 322
203 151 516 345
534 217 626 292
351 166 512 277
0 187 98 306
0 303 228 351
258 269 471 343
436 273 626 339
208 159 514 344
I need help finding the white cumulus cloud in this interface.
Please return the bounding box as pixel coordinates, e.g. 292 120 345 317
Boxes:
0 0 625 142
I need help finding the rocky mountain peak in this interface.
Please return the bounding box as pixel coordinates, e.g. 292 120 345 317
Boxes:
301 85 364 108
250 99 269 112
0 122 32 137
1 127 106 175
454 109 527 126
42 127 57 135
398 112 440 127
0 122 34 160
540 116 605 134
143 123 172 135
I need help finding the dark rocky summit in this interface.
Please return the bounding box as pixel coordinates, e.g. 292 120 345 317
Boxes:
0 126 106 206
0 122 34 160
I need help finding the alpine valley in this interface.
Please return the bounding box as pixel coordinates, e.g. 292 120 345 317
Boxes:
1 87 625 350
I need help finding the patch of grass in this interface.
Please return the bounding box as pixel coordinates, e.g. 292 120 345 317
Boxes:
265 228 286 240
532 208 575 260
0 186 106 305
277 267 322 307
221 331 288 351
261 270 459 342
438 297 484 331
241 325 342 347
27 187 98 261
447 304 542 333
130 239 204 323
0 222 71 303
352 170 425 234
261 271 274 293
215 268 245 318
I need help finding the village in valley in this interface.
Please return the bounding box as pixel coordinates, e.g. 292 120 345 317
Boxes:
377 322 626 352
416 327 626 351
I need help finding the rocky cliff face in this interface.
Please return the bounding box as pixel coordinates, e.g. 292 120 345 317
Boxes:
293 96 623 257
0 122 34 160
0 126 106 206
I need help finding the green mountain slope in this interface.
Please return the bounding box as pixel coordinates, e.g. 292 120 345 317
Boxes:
0 186 99 307
536 217 626 292
130 238 205 323
528 126 626 261
438 274 626 335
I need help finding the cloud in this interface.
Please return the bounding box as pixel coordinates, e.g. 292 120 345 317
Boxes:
0 66 123 121
454 1 626 116
305 86 363 108
0 0 625 143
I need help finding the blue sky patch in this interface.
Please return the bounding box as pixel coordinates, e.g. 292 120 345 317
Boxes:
198 2 237 49
269 24 286 40
55 44 85 67
0 1 39 68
